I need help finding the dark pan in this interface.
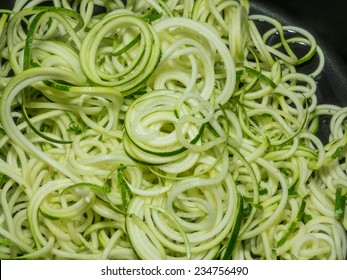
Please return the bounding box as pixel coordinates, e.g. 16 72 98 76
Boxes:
251 0 347 107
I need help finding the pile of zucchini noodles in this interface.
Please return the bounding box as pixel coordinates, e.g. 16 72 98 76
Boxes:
0 0 346 260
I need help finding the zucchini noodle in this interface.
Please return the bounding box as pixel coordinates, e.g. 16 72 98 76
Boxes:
0 0 346 260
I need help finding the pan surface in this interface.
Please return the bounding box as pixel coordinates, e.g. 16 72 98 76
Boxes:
251 0 347 107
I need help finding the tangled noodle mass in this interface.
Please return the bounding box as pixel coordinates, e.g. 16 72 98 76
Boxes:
0 0 346 260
